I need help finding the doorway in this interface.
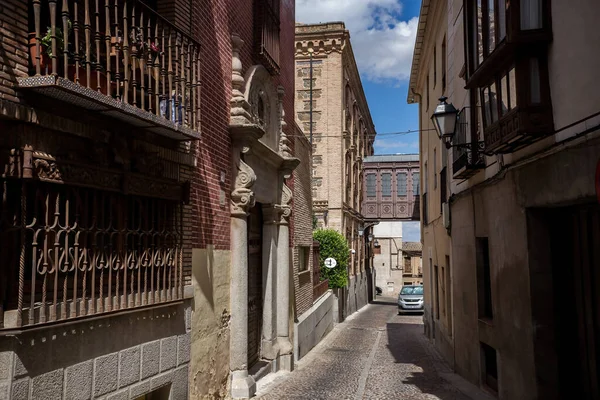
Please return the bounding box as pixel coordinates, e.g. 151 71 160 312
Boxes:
247 203 263 368
547 204 600 399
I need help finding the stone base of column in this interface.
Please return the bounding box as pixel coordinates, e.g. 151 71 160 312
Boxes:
231 370 256 399
279 353 294 372
261 338 280 361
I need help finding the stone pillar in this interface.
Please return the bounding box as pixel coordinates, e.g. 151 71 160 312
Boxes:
228 33 261 399
229 150 257 399
276 181 293 371
261 205 280 361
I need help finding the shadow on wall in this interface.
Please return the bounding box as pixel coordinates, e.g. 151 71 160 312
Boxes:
0 303 187 379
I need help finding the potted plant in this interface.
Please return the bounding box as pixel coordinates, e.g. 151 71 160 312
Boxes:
28 21 71 73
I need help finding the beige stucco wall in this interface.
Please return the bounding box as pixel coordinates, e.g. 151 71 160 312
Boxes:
414 0 454 366
190 247 231 399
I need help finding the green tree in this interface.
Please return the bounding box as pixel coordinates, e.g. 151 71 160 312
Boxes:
313 229 349 288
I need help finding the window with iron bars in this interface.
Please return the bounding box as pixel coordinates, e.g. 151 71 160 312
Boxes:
255 0 281 74
0 181 184 329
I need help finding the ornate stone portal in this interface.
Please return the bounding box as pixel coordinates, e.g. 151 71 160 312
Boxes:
228 34 299 399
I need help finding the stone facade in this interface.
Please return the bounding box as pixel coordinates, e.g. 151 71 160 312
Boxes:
295 22 376 318
0 303 191 400
409 0 600 398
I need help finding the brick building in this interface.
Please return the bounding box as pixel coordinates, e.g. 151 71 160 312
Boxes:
0 0 303 399
295 22 376 317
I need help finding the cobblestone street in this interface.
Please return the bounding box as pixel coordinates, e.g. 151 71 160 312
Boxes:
256 298 491 400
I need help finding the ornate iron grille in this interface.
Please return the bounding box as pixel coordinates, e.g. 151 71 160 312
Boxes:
0 179 183 329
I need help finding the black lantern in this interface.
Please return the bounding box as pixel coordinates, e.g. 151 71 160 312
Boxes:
431 96 458 148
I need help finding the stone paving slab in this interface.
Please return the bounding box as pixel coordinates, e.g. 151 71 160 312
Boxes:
255 299 491 400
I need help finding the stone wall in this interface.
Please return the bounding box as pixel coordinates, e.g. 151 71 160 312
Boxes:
0 302 191 400
293 292 334 362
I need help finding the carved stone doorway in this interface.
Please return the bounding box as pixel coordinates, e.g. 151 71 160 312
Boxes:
247 203 263 368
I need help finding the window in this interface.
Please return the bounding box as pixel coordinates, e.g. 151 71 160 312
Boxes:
440 167 447 211
298 246 310 272
426 74 430 110
442 37 446 92
413 172 420 196
434 265 440 320
255 0 281 74
465 0 553 154
440 265 446 317
433 148 437 190
445 255 452 335
476 237 493 319
381 173 392 197
481 342 499 392
366 174 376 197
397 173 407 196
433 45 437 87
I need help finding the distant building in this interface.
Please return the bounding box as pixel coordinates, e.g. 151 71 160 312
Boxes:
362 154 420 221
295 22 376 315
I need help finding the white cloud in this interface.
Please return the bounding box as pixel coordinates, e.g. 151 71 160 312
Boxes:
296 0 418 83
402 221 421 242
374 138 418 150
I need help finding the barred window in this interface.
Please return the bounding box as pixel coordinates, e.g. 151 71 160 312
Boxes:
382 173 392 197
366 174 376 198
255 0 281 74
397 172 407 196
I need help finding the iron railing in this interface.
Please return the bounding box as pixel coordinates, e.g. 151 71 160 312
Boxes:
0 177 183 329
28 0 201 130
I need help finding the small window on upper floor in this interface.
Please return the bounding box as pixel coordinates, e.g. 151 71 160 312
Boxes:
397 172 407 197
366 174 377 198
255 0 281 74
381 173 392 197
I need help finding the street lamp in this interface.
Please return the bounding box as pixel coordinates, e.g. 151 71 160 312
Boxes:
431 96 459 149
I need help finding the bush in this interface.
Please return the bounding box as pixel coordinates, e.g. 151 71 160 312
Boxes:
313 229 349 288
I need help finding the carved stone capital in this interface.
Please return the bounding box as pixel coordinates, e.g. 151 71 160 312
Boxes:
277 182 293 224
231 156 256 217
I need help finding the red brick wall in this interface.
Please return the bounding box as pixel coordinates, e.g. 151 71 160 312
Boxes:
0 0 28 103
192 0 298 250
293 123 314 317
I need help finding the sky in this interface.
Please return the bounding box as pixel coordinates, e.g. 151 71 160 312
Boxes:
296 0 422 241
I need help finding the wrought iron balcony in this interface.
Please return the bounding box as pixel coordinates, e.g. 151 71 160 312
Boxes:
453 107 485 179
19 0 201 141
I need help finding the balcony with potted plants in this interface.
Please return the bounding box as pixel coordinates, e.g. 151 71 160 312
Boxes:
20 0 201 141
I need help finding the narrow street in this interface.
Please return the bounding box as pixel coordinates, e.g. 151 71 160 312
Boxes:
256 298 488 400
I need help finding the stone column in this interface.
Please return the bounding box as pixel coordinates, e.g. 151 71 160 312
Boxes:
228 33 262 399
229 149 257 399
276 181 293 371
261 205 281 361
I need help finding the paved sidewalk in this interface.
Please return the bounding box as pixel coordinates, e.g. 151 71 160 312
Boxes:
255 298 495 400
